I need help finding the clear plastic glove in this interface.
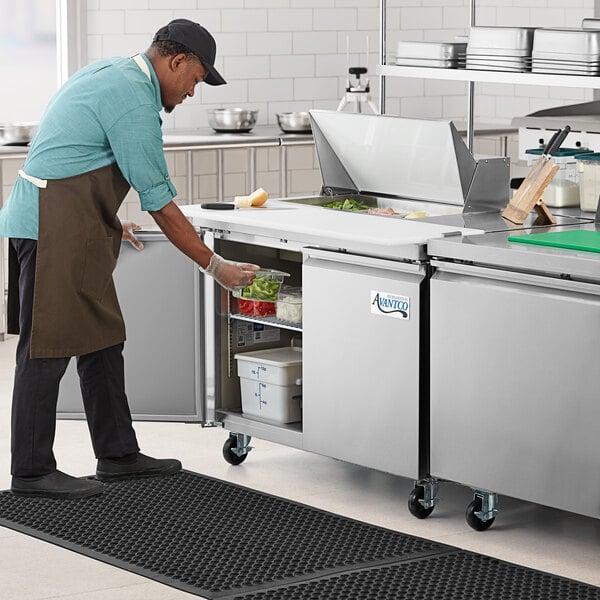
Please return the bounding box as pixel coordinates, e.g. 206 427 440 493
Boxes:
121 221 144 251
204 253 260 290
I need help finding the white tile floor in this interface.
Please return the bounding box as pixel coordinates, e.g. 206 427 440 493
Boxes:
0 333 599 599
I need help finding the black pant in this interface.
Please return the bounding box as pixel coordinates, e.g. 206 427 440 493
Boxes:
10 238 139 477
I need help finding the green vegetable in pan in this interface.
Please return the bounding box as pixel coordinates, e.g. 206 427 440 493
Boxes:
323 198 369 211
241 276 281 301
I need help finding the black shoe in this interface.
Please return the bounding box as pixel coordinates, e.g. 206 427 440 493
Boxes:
11 470 105 499
96 452 182 482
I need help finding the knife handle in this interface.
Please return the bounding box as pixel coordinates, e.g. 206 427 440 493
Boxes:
545 125 571 157
541 129 561 156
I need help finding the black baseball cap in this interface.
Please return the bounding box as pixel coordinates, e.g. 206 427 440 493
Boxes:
153 19 226 86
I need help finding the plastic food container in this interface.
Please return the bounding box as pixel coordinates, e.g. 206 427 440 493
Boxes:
525 148 592 207
236 298 276 318
235 347 302 423
276 286 302 324
232 269 289 301
576 153 600 212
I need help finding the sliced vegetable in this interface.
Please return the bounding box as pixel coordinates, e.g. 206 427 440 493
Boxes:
240 276 282 301
323 198 369 211
238 299 255 316
254 301 276 316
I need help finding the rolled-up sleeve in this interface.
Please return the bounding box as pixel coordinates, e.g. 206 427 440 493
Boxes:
106 105 176 211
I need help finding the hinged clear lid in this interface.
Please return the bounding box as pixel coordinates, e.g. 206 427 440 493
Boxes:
309 110 478 206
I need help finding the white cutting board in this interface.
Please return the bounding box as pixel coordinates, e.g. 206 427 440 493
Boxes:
181 200 483 258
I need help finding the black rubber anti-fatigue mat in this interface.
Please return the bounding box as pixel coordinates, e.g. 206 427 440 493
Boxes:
230 551 600 600
0 471 598 600
0 470 449 598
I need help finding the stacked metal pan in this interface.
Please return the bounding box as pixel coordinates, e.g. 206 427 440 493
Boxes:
532 29 600 76
466 26 535 72
395 41 467 69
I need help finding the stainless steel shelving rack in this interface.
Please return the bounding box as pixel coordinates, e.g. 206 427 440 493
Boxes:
377 0 600 152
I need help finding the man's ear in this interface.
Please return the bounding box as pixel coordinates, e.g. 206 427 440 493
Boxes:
169 53 188 72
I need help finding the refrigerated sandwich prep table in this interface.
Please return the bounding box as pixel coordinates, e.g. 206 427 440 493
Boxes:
181 111 592 527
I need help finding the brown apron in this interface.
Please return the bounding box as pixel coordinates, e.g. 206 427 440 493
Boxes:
11 163 131 358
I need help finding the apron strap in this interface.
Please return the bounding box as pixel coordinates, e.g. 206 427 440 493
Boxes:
132 54 151 81
18 169 47 189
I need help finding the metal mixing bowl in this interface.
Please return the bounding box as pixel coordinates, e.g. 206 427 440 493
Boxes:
2 122 38 144
276 112 311 133
207 108 258 133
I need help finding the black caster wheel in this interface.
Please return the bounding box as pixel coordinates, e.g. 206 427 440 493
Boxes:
222 436 248 465
408 486 435 519
466 497 495 531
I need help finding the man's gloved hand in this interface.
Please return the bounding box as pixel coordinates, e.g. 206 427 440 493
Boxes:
121 221 144 251
205 253 260 290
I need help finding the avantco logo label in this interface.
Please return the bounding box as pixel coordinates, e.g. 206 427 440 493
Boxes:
370 290 409 320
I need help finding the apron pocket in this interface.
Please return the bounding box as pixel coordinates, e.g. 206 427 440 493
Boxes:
80 237 116 302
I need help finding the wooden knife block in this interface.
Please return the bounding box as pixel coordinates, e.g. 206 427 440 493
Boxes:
502 159 558 226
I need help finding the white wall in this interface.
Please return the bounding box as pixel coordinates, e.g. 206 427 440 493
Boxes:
85 0 596 128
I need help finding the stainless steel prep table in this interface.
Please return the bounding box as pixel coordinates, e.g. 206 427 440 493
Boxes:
182 198 483 480
427 223 600 527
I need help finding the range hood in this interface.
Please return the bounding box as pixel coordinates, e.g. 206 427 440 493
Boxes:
309 110 510 212
512 100 600 134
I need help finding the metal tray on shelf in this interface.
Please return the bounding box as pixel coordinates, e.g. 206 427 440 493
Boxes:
533 28 600 57
395 57 464 69
396 41 467 60
468 26 536 53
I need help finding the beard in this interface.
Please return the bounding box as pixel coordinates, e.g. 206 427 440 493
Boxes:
164 105 175 114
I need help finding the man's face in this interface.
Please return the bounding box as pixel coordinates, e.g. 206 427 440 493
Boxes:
161 54 207 113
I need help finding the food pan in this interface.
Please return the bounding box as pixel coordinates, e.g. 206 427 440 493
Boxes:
533 29 600 58
532 65 600 76
533 56 600 64
467 58 531 70
395 57 464 69
582 18 600 30
466 46 532 57
232 268 290 302
466 58 531 72
466 62 530 72
468 26 536 53
396 41 466 61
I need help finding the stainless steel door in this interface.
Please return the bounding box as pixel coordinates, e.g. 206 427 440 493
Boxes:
302 248 426 478
430 262 600 518
57 232 206 422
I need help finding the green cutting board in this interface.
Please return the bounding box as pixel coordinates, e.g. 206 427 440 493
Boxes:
507 230 600 253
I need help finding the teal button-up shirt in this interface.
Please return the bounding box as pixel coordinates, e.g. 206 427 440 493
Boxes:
0 53 176 240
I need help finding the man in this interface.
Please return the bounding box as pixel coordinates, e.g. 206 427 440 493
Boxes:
0 19 258 499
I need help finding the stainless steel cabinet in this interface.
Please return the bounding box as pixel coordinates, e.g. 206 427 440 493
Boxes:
302 248 426 479
429 262 600 518
58 232 205 421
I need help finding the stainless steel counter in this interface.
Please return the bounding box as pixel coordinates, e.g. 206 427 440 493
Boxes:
428 222 600 519
428 222 600 282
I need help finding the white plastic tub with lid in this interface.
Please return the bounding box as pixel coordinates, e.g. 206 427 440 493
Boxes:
576 152 600 212
235 347 302 423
